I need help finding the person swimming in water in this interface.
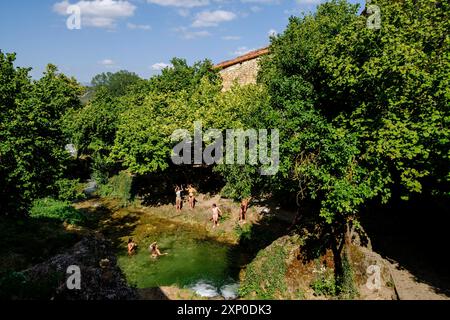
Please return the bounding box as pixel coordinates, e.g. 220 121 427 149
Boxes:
127 238 137 256
211 204 222 229
149 242 168 259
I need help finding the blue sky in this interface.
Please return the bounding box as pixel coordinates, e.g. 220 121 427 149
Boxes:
0 0 365 84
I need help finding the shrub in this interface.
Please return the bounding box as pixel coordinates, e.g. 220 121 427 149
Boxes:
98 171 133 206
337 254 358 299
30 198 86 225
239 237 293 299
234 223 253 242
0 270 64 300
55 178 86 202
0 271 27 299
310 268 337 297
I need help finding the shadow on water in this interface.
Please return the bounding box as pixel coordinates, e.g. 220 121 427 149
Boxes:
361 195 450 297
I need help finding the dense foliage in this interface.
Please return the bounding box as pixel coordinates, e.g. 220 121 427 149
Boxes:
0 52 83 215
1 0 448 293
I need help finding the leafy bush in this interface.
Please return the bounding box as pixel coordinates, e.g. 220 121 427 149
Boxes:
310 267 337 297
0 270 64 300
55 178 86 202
234 223 253 242
0 271 27 299
98 171 133 206
337 254 358 299
30 198 86 225
239 237 294 299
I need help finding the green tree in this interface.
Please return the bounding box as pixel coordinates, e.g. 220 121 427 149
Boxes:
91 70 143 97
258 0 449 291
0 52 83 214
148 58 220 94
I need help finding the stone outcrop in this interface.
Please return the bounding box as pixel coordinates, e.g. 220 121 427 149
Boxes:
20 235 137 300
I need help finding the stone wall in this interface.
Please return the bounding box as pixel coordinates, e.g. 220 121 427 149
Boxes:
219 57 261 91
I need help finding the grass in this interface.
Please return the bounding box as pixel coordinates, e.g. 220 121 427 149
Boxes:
98 171 133 207
239 236 296 299
310 263 337 297
30 198 86 225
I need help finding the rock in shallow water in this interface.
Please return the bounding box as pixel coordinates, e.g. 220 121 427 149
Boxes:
190 280 239 299
220 283 239 300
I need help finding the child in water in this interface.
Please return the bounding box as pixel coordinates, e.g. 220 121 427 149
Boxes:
211 204 222 229
149 242 168 259
127 238 137 256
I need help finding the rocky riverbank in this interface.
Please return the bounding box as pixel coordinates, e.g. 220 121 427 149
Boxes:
8 235 137 300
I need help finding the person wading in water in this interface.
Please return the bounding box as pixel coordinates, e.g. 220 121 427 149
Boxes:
127 238 137 256
149 242 168 259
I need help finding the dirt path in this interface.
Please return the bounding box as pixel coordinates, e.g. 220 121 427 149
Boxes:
389 261 449 300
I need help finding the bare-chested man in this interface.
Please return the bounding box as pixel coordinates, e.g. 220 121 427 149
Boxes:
239 197 251 223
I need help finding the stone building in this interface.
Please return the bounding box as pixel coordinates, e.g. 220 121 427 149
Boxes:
214 47 269 91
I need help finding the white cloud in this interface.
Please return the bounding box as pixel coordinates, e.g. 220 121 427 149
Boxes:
151 62 172 70
250 6 262 12
127 23 152 30
147 0 209 8
192 10 237 28
222 35 241 41
175 27 211 39
268 28 277 37
99 59 115 66
177 8 191 17
233 46 255 56
53 0 136 29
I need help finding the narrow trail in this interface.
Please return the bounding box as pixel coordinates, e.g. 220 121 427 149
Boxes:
389 261 449 300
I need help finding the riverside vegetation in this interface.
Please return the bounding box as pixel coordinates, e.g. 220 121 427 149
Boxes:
0 0 449 300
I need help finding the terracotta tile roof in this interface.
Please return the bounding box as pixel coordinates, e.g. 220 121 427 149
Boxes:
214 46 270 70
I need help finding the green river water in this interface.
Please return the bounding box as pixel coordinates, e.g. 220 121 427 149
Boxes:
115 212 241 298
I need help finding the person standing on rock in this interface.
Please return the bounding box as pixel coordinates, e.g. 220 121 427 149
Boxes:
211 204 222 229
